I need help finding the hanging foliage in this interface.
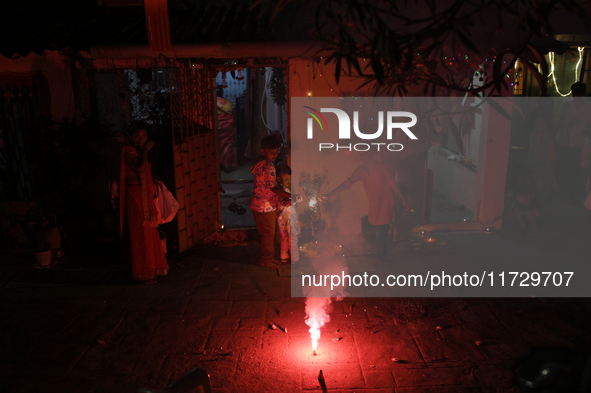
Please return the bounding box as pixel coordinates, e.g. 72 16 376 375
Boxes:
253 0 585 96
270 68 287 106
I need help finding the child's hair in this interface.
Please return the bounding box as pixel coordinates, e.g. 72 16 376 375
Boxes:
261 135 281 150
276 163 291 177
127 121 150 139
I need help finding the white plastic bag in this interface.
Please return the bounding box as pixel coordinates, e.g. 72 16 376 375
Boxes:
154 183 179 224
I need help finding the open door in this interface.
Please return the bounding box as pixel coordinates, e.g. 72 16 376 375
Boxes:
170 61 220 252
214 66 289 230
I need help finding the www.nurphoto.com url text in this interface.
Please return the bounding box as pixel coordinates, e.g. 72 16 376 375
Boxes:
302 271 574 291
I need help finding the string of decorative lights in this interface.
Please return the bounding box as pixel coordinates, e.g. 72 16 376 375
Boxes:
575 47 585 83
548 47 585 97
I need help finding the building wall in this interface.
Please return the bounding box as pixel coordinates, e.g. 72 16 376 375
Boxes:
428 147 478 214
0 50 76 121
476 100 512 228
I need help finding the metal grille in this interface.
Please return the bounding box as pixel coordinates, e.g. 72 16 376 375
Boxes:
171 61 220 252
91 67 172 134
93 70 125 133
171 63 215 140
125 69 170 123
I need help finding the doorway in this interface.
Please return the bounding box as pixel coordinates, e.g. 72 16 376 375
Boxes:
215 66 288 229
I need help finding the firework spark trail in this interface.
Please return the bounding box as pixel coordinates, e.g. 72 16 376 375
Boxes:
303 253 349 355
305 297 332 353
308 195 317 208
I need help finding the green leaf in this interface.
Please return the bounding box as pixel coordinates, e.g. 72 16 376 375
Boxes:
485 98 511 121
350 57 363 76
492 55 505 94
456 31 479 53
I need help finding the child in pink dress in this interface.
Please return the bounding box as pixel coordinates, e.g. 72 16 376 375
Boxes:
273 164 302 263
250 136 291 268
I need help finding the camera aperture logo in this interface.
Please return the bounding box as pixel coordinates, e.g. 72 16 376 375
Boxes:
303 106 418 152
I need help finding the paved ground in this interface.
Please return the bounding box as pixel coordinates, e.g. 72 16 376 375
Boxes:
2 202 591 393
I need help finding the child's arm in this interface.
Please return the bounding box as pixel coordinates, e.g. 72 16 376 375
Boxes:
271 187 292 199
321 166 363 200
322 182 349 199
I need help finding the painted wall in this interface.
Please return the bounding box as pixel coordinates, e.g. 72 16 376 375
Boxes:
428 147 478 214
0 50 76 121
476 100 512 228
426 70 484 222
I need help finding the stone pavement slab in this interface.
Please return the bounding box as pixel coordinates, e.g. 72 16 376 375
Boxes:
392 367 477 388
1 239 591 392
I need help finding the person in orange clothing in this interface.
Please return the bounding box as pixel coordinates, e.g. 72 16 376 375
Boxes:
321 150 409 259
119 122 169 284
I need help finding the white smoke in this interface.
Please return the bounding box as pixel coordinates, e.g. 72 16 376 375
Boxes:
303 252 349 353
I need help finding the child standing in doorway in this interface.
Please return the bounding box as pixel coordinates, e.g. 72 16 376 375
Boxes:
250 135 291 268
274 164 303 263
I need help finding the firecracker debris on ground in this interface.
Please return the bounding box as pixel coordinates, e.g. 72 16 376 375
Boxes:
2 219 591 393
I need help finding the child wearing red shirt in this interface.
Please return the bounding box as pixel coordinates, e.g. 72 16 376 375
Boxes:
250 136 291 268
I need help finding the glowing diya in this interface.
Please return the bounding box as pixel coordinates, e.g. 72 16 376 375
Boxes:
424 237 437 246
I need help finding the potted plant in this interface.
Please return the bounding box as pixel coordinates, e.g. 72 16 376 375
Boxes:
298 207 316 243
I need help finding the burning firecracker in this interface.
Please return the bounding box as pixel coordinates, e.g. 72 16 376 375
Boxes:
305 297 332 356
